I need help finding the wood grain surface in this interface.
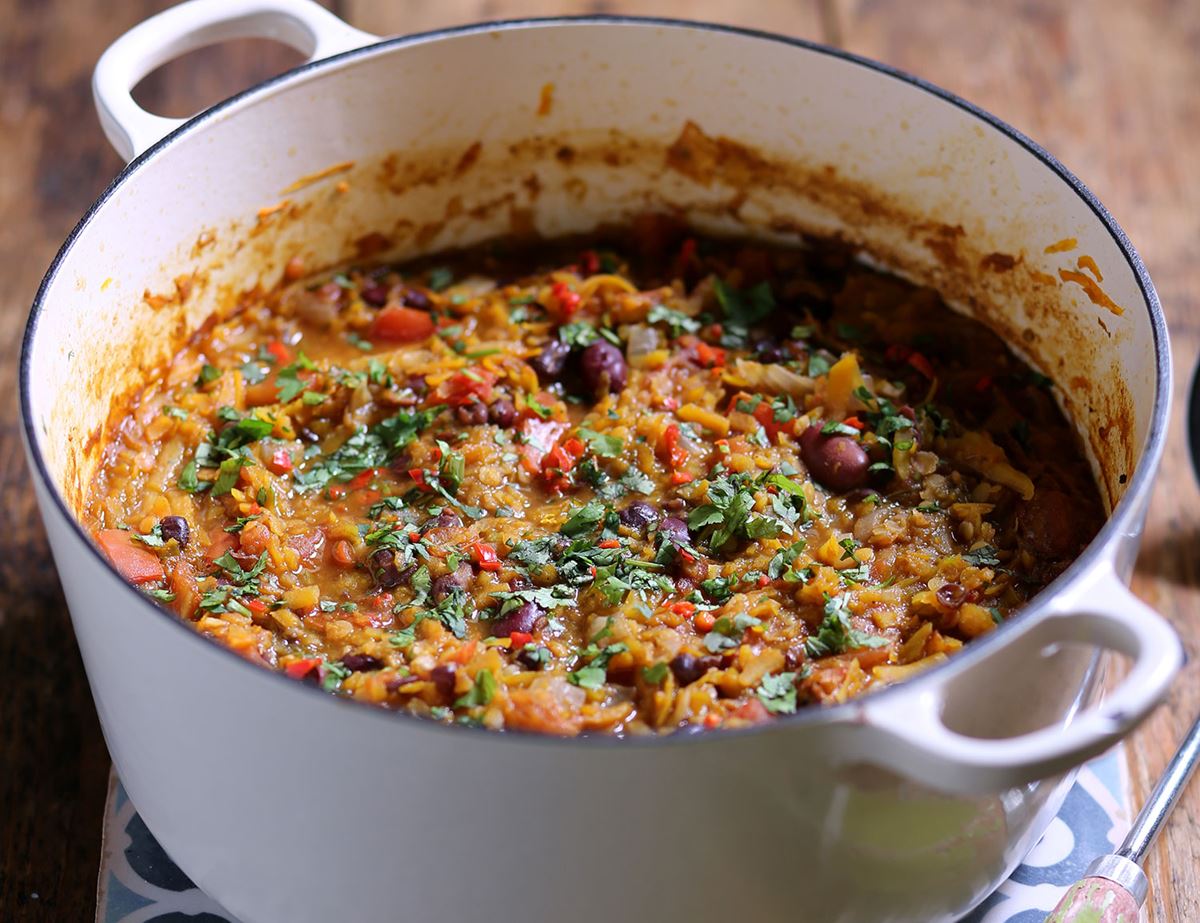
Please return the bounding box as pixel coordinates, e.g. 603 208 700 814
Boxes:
1 1 1195 920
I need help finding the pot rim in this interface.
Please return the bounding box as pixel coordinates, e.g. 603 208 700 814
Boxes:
19 14 1171 751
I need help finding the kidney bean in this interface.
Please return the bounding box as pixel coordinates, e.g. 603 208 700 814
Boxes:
360 283 390 307
402 288 431 310
341 653 383 673
490 601 544 638
158 515 189 548
579 340 628 394
670 653 705 686
432 563 473 602
618 500 660 532
431 663 458 696
488 398 517 428
529 339 571 382
657 516 691 547
369 548 404 589
424 509 463 532
455 401 489 426
936 582 967 609
799 424 870 492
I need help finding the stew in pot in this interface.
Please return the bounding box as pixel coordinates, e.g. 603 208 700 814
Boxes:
85 217 1103 735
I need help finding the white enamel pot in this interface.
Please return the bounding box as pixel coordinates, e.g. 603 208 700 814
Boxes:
20 3 1182 922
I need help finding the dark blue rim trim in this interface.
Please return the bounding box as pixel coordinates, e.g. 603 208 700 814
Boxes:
19 15 1172 749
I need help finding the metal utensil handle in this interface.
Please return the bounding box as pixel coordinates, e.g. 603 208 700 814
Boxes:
1119 713 1200 863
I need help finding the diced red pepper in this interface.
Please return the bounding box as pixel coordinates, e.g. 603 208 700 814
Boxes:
703 712 723 729
96 529 165 584
670 600 697 617
843 416 865 431
371 305 435 342
469 541 501 571
267 448 294 475
694 341 726 369
551 281 581 317
509 630 533 648
327 484 347 500
580 250 600 275
266 340 292 365
349 467 381 490
285 657 322 680
516 418 569 474
659 424 688 469
758 574 771 587
598 539 621 549
670 471 694 485
408 468 429 490
245 598 268 615
908 351 936 379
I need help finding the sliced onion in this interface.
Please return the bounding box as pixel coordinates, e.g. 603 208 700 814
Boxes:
625 324 660 361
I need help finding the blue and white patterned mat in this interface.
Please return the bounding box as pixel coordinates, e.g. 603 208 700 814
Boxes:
97 748 1134 922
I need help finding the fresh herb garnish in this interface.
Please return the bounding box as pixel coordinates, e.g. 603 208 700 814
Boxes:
756 672 798 714
805 594 889 658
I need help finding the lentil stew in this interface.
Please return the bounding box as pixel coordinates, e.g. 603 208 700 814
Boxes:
85 218 1104 736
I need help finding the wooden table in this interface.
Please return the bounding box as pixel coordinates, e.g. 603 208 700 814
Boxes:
2 1 1196 919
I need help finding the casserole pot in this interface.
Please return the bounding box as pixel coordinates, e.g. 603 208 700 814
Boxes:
20 2 1182 921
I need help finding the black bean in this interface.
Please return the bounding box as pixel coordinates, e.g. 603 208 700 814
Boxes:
657 516 690 548
432 563 472 602
402 288 431 310
342 653 383 673
936 582 968 609
799 424 870 492
490 601 544 638
455 401 489 426
159 515 189 548
431 663 458 696
369 548 403 589
618 500 660 532
670 653 704 685
753 338 786 363
579 340 628 394
360 283 390 307
488 398 517 428
529 339 571 382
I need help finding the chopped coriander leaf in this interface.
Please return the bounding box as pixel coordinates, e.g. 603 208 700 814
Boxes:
822 420 860 437
704 612 761 653
164 405 188 420
294 405 444 491
559 321 599 348
345 331 373 351
178 459 205 493
713 278 775 327
578 427 623 457
962 545 1001 568
197 364 222 385
427 266 454 292
647 303 701 336
455 668 497 707
642 662 670 685
805 594 888 658
756 672 798 714
212 456 252 496
143 587 176 603
560 501 606 536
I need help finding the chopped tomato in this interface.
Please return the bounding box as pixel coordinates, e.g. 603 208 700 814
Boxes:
267 448 294 475
517 418 569 474
370 305 435 342
551 281 581 317
331 540 355 567
203 531 237 563
442 368 497 406
908 351 936 379
408 468 429 490
509 630 533 648
266 340 292 365
285 657 322 680
96 529 165 584
732 698 772 724
693 610 716 632
469 541 501 571
758 574 771 588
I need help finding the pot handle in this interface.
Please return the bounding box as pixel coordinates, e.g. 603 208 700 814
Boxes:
858 564 1182 794
93 0 379 162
